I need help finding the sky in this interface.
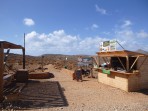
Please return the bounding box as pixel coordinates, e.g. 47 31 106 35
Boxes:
0 0 148 56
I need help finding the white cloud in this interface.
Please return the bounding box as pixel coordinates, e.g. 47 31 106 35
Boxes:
95 4 107 15
22 18 148 55
85 24 99 30
102 32 110 35
25 27 148 55
121 20 132 28
26 31 37 41
25 30 107 55
114 21 148 51
136 30 148 38
23 18 35 26
91 24 99 29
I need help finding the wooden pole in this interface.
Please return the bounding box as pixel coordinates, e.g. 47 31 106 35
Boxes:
0 43 4 102
42 56 44 72
23 33 26 69
24 33 25 49
23 48 25 69
98 56 100 67
126 56 129 72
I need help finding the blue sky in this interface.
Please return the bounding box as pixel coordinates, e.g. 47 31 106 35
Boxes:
0 0 148 55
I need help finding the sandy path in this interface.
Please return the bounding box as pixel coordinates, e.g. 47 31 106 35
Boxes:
43 64 148 111
3 64 147 111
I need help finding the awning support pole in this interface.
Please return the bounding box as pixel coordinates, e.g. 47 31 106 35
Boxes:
23 48 25 69
0 43 4 102
126 56 129 72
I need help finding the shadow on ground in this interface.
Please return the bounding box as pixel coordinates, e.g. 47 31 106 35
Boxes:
137 89 148 95
3 80 68 110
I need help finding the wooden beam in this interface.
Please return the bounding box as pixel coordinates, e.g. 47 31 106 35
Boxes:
0 43 4 102
0 41 23 49
117 57 126 71
92 56 99 67
129 56 139 71
102 57 107 64
105 57 110 63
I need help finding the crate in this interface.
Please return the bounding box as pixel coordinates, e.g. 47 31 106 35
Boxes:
15 69 28 83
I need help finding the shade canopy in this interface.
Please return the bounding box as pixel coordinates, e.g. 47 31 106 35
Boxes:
0 41 24 49
97 50 147 57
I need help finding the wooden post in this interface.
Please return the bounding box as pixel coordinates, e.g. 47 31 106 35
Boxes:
126 56 129 72
23 33 26 69
98 56 100 67
42 56 44 72
0 43 4 102
23 48 25 69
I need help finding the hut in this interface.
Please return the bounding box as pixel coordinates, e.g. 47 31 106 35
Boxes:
97 50 148 92
0 41 25 102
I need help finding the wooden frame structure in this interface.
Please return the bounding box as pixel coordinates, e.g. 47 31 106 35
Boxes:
97 50 148 91
97 50 147 72
0 41 25 102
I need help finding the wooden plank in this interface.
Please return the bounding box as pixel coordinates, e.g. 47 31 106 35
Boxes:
138 56 147 70
0 41 23 49
0 43 4 101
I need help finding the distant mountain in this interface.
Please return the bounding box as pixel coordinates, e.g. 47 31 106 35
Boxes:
136 49 148 55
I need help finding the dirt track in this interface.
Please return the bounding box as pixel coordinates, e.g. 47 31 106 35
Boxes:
43 64 148 111
2 64 148 111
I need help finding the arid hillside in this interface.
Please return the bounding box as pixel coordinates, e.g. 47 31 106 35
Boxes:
5 53 90 73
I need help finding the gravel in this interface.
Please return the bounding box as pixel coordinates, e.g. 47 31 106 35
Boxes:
1 64 148 111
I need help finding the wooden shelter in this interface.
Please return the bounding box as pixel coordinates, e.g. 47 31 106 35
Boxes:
97 50 148 92
0 41 25 102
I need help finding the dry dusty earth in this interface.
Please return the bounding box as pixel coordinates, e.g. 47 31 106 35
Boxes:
2 64 148 111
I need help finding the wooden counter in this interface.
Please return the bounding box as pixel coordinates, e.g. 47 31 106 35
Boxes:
98 68 139 75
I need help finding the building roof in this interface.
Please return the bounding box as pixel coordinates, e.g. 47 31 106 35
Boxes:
96 50 147 57
0 41 24 49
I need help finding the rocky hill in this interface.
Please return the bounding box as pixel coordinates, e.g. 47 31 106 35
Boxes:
4 53 91 73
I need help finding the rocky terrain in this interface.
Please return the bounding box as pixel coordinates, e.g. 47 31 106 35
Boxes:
1 50 148 111
4 53 81 73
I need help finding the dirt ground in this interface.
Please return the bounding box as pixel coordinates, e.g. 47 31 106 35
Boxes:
2 64 148 111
